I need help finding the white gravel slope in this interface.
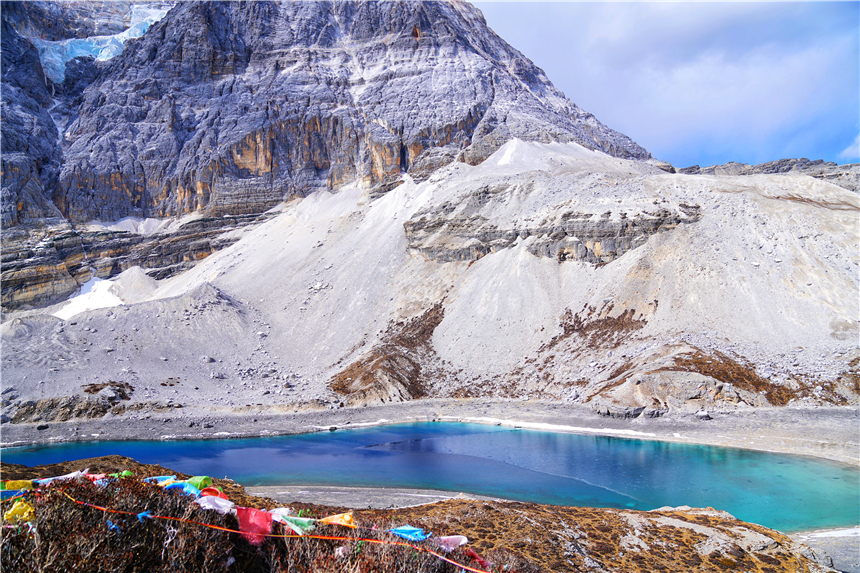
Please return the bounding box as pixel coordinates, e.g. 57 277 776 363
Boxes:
2 140 857 419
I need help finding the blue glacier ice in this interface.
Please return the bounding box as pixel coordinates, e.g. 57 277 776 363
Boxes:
33 4 170 84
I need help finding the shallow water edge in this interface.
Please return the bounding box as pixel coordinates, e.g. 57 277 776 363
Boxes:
3 400 858 467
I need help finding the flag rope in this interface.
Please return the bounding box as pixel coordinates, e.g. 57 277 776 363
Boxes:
57 489 492 573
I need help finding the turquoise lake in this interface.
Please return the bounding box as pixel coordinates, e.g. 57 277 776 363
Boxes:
3 422 858 533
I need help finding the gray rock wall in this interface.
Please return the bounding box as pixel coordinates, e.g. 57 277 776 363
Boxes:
0 212 271 311
1 18 63 227
0 0 136 41
405 186 701 265
53 0 649 223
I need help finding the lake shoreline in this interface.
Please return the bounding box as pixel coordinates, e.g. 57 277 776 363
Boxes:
2 399 857 466
3 402 857 572
245 482 860 531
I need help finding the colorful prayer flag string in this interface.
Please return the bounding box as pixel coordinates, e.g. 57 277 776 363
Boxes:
56 488 493 573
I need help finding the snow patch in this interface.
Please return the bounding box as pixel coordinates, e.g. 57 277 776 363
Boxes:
53 277 124 320
51 266 161 320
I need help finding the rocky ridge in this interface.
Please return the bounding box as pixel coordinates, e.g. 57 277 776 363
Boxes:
679 158 860 194
2 139 857 426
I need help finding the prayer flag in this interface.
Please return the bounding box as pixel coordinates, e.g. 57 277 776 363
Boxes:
236 507 272 545
319 512 356 528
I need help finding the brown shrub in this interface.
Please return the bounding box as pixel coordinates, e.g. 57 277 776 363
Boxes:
659 350 795 406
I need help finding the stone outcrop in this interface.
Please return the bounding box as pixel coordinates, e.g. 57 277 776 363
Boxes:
0 18 63 228
405 183 701 264
1 212 273 311
330 302 444 405
48 0 649 224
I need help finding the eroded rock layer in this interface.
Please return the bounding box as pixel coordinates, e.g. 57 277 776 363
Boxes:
1 212 272 310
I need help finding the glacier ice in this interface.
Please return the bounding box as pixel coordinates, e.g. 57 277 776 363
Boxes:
33 4 170 84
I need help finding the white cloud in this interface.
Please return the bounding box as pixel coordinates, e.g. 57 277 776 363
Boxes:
608 33 853 158
838 135 860 162
476 2 859 166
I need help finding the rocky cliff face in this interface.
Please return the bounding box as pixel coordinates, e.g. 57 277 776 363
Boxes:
0 18 64 228
0 1 136 41
2 0 652 310
49 0 648 224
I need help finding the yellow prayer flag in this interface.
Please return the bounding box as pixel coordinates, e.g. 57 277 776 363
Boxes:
1 480 34 491
3 500 35 523
318 512 356 528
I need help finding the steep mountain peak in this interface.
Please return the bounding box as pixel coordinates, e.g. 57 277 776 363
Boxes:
42 0 648 223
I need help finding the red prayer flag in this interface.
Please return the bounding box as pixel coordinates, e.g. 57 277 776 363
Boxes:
200 487 228 499
236 507 272 546
464 548 492 568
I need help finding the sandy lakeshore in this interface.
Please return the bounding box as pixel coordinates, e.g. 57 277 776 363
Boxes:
2 399 858 466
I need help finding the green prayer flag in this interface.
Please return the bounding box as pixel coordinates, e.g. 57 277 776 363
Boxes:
185 476 213 490
279 515 315 535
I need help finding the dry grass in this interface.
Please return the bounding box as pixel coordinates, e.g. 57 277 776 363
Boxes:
0 457 827 573
81 380 135 400
657 350 794 406
540 304 648 353
0 477 471 573
841 357 860 395
656 349 856 406
364 500 812 573
770 194 859 211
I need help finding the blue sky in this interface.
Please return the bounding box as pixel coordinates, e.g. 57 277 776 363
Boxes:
474 2 859 167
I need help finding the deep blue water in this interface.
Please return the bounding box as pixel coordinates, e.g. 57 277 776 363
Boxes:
3 422 858 532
